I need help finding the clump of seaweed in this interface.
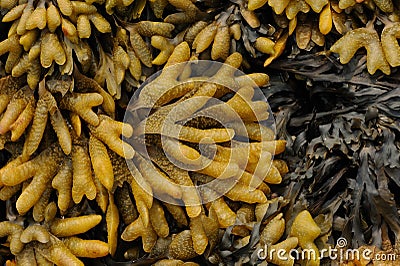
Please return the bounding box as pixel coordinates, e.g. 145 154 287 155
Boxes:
0 201 107 265
237 0 400 72
330 17 400 75
209 197 326 266
116 42 292 261
0 70 130 158
95 20 176 99
266 49 400 264
0 70 134 262
0 0 112 89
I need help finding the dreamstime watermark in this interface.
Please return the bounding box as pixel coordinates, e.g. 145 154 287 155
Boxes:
257 237 399 262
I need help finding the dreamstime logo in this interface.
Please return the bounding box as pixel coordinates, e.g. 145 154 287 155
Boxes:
257 237 399 262
122 60 276 205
